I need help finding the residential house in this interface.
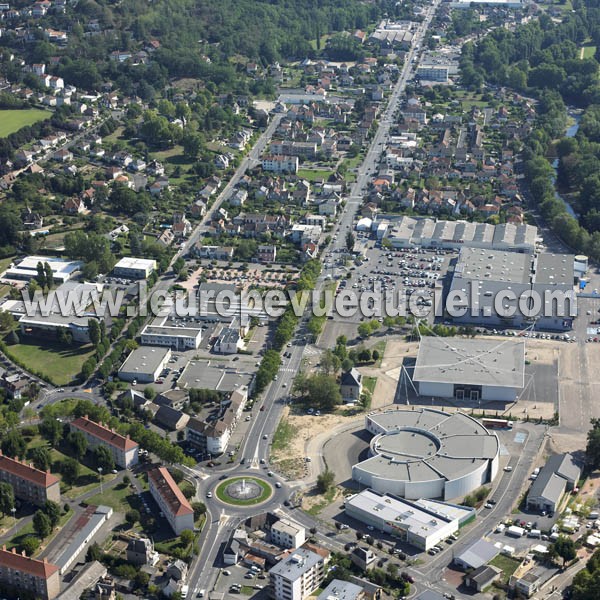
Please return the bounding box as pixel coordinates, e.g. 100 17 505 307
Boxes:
126 537 158 566
350 547 377 571
64 197 86 214
0 547 60 600
262 155 298 174
257 245 277 264
464 565 502 592
154 405 190 431
340 368 362 403
172 213 191 237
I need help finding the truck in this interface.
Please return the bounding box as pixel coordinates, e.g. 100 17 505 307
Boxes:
506 525 525 538
495 523 506 533
482 418 514 429
528 529 542 538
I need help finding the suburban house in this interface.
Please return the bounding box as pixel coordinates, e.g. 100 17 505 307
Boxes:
340 368 363 403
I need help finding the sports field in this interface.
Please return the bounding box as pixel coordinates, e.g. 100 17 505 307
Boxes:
0 109 49 138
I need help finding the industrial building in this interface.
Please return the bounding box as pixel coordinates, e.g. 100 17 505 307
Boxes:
385 217 537 253
118 346 171 383
112 257 157 279
148 466 195 535
344 489 469 551
69 416 139 469
412 337 525 402
0 451 61 506
0 255 83 284
448 248 575 330
352 409 499 501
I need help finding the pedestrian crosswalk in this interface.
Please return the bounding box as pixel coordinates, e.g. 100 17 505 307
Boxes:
303 345 321 357
279 367 297 374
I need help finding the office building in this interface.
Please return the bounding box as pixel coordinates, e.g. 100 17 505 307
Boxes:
271 518 306 550
70 416 139 468
0 255 82 284
112 257 157 279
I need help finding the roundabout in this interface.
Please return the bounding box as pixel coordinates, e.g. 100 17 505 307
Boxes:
215 476 273 506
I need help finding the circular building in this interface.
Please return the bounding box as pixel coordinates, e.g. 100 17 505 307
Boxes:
352 408 499 501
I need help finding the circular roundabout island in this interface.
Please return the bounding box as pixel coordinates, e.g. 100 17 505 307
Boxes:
215 476 274 506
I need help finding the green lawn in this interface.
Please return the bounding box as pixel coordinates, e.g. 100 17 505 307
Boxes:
86 481 139 513
272 418 297 452
0 109 49 138
581 45 597 59
4 339 96 385
297 168 332 182
489 554 521 584
363 376 377 396
215 477 272 506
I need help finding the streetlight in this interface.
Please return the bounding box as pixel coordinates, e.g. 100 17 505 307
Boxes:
98 467 103 494
10 507 16 528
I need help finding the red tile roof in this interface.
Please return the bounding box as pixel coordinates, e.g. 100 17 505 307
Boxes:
71 416 138 451
0 452 59 488
0 546 59 579
148 466 193 517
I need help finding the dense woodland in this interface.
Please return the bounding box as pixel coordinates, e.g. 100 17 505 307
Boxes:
461 0 600 260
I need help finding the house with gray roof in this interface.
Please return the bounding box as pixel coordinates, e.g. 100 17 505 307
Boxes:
526 453 580 513
341 368 362 403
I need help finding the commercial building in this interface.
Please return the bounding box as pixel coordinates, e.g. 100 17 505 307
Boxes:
118 346 171 383
464 565 502 592
416 65 449 82
344 490 462 551
271 518 306 550
269 547 326 600
352 409 499 501
70 416 139 468
0 451 60 506
112 257 157 279
385 217 537 253
454 538 501 570
448 248 575 330
413 337 525 402
213 327 243 354
178 359 255 394
148 466 195 535
526 453 581 513
140 316 202 351
0 255 82 284
0 546 60 600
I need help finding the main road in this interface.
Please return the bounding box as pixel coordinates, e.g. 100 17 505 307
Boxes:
185 2 442 596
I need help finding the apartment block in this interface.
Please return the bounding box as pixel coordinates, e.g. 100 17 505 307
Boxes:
69 416 139 468
0 451 60 506
148 466 195 535
270 518 306 550
0 546 60 600
269 548 326 600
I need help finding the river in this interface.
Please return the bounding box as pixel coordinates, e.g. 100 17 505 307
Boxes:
550 111 580 218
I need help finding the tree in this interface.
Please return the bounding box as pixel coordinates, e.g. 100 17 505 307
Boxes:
346 231 355 251
304 374 342 410
552 536 577 566
60 457 80 483
180 529 195 546
341 358 354 372
33 510 52 538
144 386 156 400
68 431 88 460
21 536 40 556
36 261 46 288
316 469 335 494
44 262 53 290
126 509 141 527
7 329 19 345
587 419 600 469
30 447 51 471
88 319 101 347
0 309 15 332
0 482 14 516
320 349 341 375
134 571 150 589
40 418 63 447
44 500 62 527
192 502 207 520
93 446 115 472
1 430 26 459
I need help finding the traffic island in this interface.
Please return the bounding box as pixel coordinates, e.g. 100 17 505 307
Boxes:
215 476 273 506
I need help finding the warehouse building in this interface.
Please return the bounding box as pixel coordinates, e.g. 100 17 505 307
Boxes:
526 453 580 513
412 337 525 402
118 346 171 384
385 217 537 253
70 416 139 469
112 257 157 279
344 490 463 551
0 255 82 284
352 409 499 501
448 248 575 330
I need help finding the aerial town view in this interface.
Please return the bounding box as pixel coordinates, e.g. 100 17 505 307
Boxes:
2 0 600 598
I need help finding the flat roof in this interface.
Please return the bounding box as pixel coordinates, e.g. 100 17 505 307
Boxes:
178 359 253 393
413 336 525 389
317 580 364 600
114 257 156 270
535 253 574 286
354 409 499 483
269 547 322 581
119 346 170 376
453 248 532 284
346 490 456 538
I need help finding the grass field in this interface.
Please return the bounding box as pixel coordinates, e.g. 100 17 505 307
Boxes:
0 109 49 138
489 554 521 584
5 339 96 385
272 418 297 452
215 477 272 506
581 45 597 59
363 376 377 396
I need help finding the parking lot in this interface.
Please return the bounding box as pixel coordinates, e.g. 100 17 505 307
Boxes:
213 562 269 599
